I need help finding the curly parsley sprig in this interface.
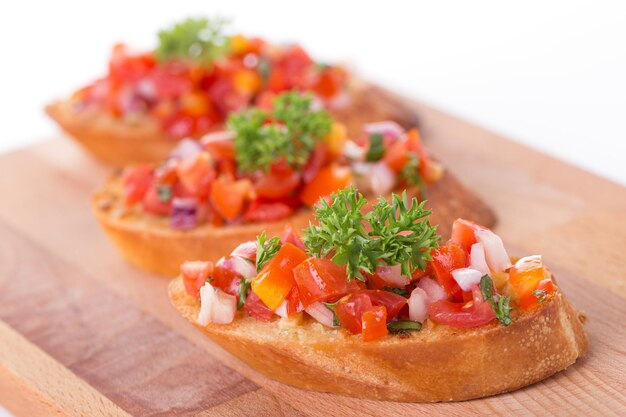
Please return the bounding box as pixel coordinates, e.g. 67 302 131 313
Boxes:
303 187 440 281
156 17 230 65
255 231 281 272
228 92 333 173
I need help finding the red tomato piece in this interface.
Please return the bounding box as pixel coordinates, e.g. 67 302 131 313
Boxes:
302 144 329 184
383 139 409 173
176 152 215 199
203 139 235 161
313 68 342 99
123 165 154 206
509 255 553 310
361 306 388 342
285 285 304 316
293 258 360 307
243 201 293 223
251 243 308 310
142 184 172 215
210 176 249 221
211 261 242 296
181 261 213 298
254 168 301 199
280 225 306 251
358 290 407 321
244 291 274 322
335 293 374 334
299 165 351 207
430 243 467 300
450 218 481 251
428 285 495 328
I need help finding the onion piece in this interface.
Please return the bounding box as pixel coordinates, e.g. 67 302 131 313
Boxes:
470 242 490 275
171 198 197 230
274 300 288 319
475 229 512 273
364 121 404 140
198 283 237 325
304 302 335 327
408 287 429 322
168 138 203 160
369 161 396 196
230 256 257 279
375 265 410 287
343 140 366 160
451 268 483 291
231 241 257 262
200 130 235 145
417 277 446 302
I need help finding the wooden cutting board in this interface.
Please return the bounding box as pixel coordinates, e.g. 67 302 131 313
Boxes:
0 99 625 417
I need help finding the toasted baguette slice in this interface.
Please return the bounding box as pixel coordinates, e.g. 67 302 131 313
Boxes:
169 276 587 402
47 82 419 166
92 170 496 276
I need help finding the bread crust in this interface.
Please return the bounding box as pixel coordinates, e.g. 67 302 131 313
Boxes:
47 83 419 166
168 276 588 402
92 169 496 276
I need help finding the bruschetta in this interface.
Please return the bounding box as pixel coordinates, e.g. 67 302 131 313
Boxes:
168 188 587 402
46 17 418 165
93 92 495 275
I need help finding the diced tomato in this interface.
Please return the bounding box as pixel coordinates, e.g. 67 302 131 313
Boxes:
313 68 342 99
254 168 301 199
451 219 481 251
361 306 388 342
203 139 235 161
148 64 193 100
293 258 360 307
335 292 374 334
211 261 242 296
299 165 351 207
358 290 407 321
302 144 329 184
181 261 213 298
382 140 409 172
255 91 275 111
428 285 495 328
285 285 304 316
210 176 250 221
109 44 156 83
123 165 154 206
251 243 308 310
430 243 467 300
244 291 274 322
509 255 553 310
243 201 293 223
280 225 306 251
176 152 215 199
142 184 172 215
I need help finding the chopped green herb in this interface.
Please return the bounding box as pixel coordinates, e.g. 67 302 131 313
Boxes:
155 17 230 65
229 92 332 173
303 187 440 281
365 133 385 161
387 320 422 334
237 277 251 309
255 231 281 272
257 56 271 81
533 289 548 303
157 184 173 202
479 275 512 326
383 286 409 296
401 152 425 192
322 301 340 326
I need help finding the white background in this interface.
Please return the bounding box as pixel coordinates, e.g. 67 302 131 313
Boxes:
0 0 624 187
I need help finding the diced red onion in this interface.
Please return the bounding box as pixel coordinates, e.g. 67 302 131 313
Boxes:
375 265 410 287
230 241 257 262
200 130 235 145
230 255 257 279
364 121 404 140
274 300 288 319
408 287 429 322
475 229 512 273
369 161 396 196
327 91 350 109
171 197 197 230
418 277 446 302
343 140 366 160
135 79 157 100
470 242 490 275
451 268 484 291
168 138 203 161
198 283 237 325
304 302 335 327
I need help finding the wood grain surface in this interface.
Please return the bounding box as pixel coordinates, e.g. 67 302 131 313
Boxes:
0 98 625 416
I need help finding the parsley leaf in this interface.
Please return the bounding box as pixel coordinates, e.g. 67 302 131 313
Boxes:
303 187 440 281
229 92 332 173
155 17 230 65
237 278 251 309
387 320 422 334
401 152 425 191
255 231 281 272
383 287 409 296
365 133 385 161
157 184 172 202
479 275 512 326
